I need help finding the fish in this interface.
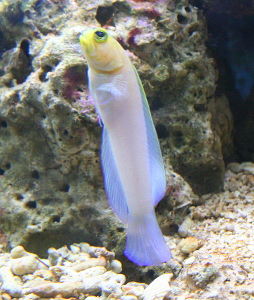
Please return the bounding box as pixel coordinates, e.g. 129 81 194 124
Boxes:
79 28 171 266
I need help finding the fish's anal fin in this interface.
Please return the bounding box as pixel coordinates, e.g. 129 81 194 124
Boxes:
101 127 129 223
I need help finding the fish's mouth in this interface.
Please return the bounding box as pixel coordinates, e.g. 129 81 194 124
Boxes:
79 30 95 55
79 34 88 50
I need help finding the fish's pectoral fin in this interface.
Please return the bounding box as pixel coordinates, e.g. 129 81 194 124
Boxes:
97 74 127 103
101 127 129 223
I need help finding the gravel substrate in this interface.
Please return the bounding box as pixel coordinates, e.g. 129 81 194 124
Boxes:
0 162 253 299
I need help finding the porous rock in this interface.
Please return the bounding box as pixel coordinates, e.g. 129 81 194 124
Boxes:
0 0 232 269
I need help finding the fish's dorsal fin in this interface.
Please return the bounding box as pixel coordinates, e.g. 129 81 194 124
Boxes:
133 67 167 206
101 127 129 223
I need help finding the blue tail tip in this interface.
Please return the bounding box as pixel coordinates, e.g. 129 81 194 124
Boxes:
124 249 172 267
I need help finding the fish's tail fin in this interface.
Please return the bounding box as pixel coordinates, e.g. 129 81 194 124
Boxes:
124 210 171 266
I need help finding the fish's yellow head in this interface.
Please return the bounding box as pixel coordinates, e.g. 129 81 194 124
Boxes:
80 28 125 74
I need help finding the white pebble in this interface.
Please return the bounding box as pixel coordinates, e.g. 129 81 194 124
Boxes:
80 266 106 278
178 237 200 254
121 296 138 300
240 162 254 174
183 256 196 265
70 245 80 254
10 246 27 259
22 293 40 300
227 162 241 173
79 243 91 253
100 279 122 294
122 282 147 297
144 273 173 300
48 247 61 265
0 266 23 297
110 259 122 273
178 217 193 237
11 256 39 275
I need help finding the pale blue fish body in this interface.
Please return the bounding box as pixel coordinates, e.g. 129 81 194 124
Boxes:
80 28 171 266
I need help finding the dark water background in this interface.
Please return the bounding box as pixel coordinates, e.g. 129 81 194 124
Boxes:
190 0 254 161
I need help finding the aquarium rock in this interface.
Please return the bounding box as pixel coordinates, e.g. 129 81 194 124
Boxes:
0 0 204 258
0 0 238 278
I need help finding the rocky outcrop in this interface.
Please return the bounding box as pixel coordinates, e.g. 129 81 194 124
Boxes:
0 0 232 260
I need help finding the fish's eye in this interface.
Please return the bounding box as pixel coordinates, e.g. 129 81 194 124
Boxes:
94 30 108 43
96 31 105 38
